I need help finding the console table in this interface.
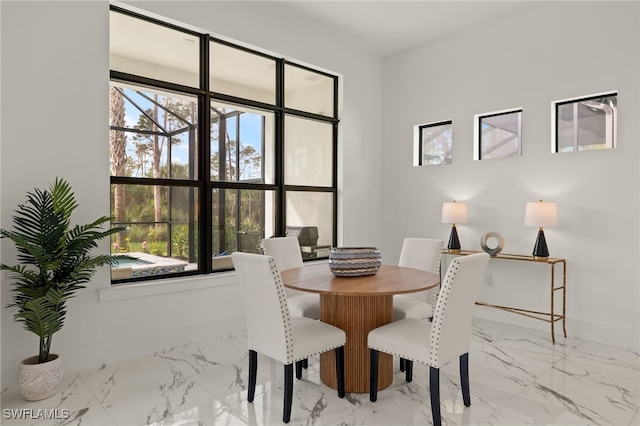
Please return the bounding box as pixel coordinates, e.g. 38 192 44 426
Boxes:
443 250 567 344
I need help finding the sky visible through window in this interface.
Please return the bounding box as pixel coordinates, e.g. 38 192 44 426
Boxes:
120 88 263 177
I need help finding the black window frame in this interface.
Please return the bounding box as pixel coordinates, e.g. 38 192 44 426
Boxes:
417 120 453 166
553 92 617 153
475 109 523 160
109 6 339 284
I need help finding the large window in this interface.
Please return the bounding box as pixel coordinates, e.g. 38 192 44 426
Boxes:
109 7 338 282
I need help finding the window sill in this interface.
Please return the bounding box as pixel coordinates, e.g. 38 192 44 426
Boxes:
99 271 238 302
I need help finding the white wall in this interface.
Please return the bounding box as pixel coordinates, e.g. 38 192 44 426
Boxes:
2 0 637 391
0 1 384 388
381 1 640 349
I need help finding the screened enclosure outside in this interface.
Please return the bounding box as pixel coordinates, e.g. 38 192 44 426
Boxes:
109 82 200 279
212 189 276 265
554 93 617 153
109 184 199 279
210 102 274 184
417 120 453 166
109 7 339 282
475 109 522 160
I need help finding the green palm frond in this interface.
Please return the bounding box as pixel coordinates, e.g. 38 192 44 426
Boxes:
1 178 127 363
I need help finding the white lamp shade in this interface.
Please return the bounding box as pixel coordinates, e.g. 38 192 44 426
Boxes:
441 202 468 224
524 201 558 228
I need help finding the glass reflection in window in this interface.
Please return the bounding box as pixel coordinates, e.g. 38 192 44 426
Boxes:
554 93 617 153
416 120 452 165
475 109 522 160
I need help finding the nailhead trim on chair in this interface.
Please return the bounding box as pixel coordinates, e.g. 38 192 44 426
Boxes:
270 258 295 363
270 257 344 364
366 346 421 364
431 243 444 307
369 259 459 368
429 259 459 368
369 255 460 367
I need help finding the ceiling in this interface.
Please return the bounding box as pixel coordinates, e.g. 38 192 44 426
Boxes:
257 1 540 57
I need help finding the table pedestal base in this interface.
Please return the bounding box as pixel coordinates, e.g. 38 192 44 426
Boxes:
319 294 393 393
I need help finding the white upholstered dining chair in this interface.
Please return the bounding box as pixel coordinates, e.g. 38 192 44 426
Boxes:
231 252 346 424
261 237 320 319
368 252 490 426
393 237 444 321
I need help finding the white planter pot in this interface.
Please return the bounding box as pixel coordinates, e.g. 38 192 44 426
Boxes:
18 354 64 401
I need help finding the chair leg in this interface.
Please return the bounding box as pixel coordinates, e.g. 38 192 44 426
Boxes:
302 358 308 369
369 349 379 402
399 357 406 372
429 367 441 426
248 350 257 402
405 359 413 383
295 360 303 379
460 352 471 407
283 363 293 423
335 346 345 398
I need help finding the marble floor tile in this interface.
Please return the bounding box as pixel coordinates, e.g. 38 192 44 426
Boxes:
497 381 637 426
2 318 638 426
155 338 247 377
80 357 185 404
1 373 105 426
102 375 218 425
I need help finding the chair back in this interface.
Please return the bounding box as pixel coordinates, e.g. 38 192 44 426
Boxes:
429 253 490 368
261 237 306 298
398 238 444 302
261 237 303 271
231 252 293 364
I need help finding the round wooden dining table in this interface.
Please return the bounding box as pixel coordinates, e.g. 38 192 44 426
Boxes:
280 263 439 393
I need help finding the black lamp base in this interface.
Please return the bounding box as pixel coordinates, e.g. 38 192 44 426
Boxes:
532 228 549 258
448 225 461 252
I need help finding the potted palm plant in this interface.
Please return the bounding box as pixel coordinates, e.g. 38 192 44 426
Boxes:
0 178 126 401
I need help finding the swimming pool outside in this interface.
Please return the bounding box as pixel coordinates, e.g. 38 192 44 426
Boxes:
112 252 188 278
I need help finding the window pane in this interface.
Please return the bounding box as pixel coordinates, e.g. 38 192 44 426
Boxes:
211 102 274 183
555 94 617 152
418 121 452 165
285 116 333 186
110 7 338 282
110 11 199 88
212 189 276 268
109 83 198 179
210 42 276 104
286 191 333 260
477 110 521 159
110 185 199 279
285 64 334 117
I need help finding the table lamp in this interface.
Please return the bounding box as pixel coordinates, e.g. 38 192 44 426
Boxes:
441 201 468 253
524 200 557 259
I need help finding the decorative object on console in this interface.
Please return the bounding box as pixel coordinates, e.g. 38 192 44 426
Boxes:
480 232 505 256
441 201 468 253
329 247 382 276
524 200 557 259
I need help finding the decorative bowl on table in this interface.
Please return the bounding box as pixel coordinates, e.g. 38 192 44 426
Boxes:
328 247 382 277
